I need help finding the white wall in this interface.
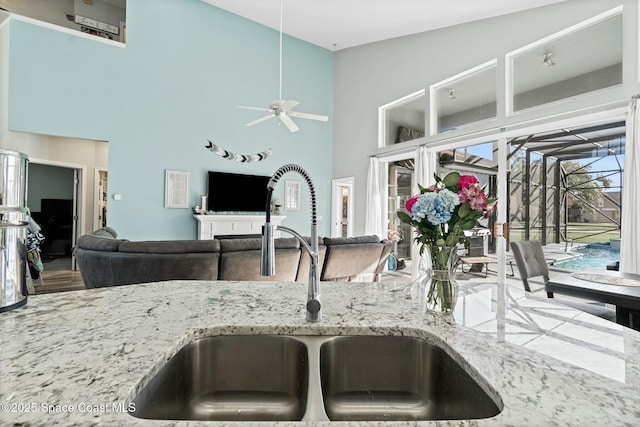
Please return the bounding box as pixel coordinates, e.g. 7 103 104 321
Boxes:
334 0 640 236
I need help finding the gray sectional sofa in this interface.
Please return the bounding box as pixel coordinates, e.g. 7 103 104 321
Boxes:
74 227 392 288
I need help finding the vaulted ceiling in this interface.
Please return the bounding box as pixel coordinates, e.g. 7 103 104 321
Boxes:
202 0 569 50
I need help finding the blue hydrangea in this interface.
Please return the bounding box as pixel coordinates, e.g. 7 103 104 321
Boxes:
411 189 460 226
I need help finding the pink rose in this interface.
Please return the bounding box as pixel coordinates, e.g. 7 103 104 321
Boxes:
458 175 478 189
405 195 419 213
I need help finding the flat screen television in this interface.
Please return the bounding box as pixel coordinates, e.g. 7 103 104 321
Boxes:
207 171 271 212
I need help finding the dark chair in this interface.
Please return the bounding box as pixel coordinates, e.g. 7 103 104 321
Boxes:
510 240 616 322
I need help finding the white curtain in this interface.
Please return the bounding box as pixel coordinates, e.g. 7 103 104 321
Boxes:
414 145 436 189
365 156 386 239
410 146 438 277
620 96 640 274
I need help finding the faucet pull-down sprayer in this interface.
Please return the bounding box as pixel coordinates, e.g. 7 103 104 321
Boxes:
260 164 321 322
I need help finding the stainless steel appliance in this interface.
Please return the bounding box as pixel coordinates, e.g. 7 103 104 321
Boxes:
462 227 492 274
463 226 491 257
0 149 29 313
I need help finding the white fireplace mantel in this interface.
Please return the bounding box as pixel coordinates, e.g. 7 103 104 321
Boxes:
194 214 286 240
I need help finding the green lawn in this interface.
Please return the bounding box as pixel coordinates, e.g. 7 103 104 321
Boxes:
565 223 620 243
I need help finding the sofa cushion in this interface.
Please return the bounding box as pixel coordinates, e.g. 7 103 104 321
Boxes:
91 226 118 238
296 238 326 282
76 234 127 252
110 252 220 286
74 247 118 288
118 240 221 254
323 235 382 245
219 238 300 281
219 237 299 252
219 250 300 281
321 244 384 281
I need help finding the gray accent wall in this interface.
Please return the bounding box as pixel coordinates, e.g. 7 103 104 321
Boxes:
333 0 639 235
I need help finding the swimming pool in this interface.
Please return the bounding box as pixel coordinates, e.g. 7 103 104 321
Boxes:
553 244 619 270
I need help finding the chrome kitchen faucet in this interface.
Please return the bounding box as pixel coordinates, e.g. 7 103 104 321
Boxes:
261 164 321 322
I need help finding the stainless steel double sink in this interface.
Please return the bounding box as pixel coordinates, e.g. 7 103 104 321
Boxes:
130 334 502 422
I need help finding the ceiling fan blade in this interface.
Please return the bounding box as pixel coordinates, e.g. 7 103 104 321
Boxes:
245 114 275 127
238 0 330 134
280 115 299 133
288 111 329 122
238 105 272 112
280 100 300 110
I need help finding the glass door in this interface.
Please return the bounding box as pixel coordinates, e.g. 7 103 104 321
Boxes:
388 162 414 275
331 177 354 238
384 142 502 279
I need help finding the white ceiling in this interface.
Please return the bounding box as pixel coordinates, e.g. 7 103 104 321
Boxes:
201 0 568 50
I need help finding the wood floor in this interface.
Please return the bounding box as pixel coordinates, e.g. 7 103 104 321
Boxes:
32 256 86 294
34 269 85 294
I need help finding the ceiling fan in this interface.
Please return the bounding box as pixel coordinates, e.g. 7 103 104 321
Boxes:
238 0 329 133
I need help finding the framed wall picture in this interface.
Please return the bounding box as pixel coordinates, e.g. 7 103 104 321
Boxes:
285 180 301 210
165 170 190 208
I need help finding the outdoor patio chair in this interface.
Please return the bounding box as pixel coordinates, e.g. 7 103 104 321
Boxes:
510 240 550 295
510 240 616 322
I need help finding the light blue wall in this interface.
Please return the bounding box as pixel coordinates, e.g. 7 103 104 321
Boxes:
7 0 333 240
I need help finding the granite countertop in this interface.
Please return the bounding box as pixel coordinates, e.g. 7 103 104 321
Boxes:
1 279 640 426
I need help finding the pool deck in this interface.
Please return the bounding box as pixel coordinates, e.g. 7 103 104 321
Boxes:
381 242 617 314
383 242 601 285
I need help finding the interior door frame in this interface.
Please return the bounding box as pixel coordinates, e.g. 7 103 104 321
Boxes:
94 167 108 230
29 158 86 271
331 177 355 237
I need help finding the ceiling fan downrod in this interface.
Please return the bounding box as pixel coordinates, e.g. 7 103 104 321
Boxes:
236 0 329 132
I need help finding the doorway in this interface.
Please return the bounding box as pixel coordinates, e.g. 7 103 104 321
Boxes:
331 177 354 237
388 161 414 275
382 142 500 280
95 169 108 229
27 162 81 272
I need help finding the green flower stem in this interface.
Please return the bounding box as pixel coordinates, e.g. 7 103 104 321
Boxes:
426 270 455 313
423 245 457 313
